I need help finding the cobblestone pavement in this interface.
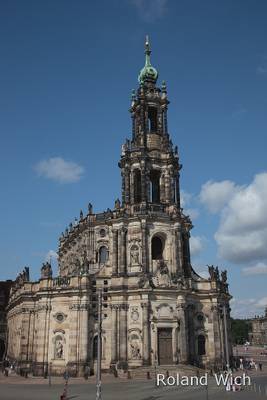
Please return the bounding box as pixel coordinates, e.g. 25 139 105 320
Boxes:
0 372 267 400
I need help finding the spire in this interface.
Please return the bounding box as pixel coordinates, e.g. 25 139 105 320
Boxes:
138 36 158 85
145 35 151 66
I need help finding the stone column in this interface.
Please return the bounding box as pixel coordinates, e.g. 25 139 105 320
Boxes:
121 171 125 206
176 230 183 275
146 170 151 202
125 169 130 205
130 170 134 205
163 107 168 134
169 170 174 203
111 305 118 363
119 228 127 275
172 326 178 364
68 302 79 371
177 303 188 363
79 303 89 370
187 305 195 363
211 304 222 367
172 230 178 275
176 173 181 208
165 171 171 203
141 302 150 365
218 307 225 365
131 113 136 140
119 304 128 361
141 221 148 273
112 229 118 275
160 173 165 203
118 229 122 274
141 167 147 202
182 232 191 277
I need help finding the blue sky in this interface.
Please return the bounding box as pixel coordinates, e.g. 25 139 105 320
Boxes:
0 0 267 318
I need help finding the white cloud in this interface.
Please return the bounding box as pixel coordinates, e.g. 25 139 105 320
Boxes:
242 262 267 276
131 0 168 22
45 250 58 262
180 190 199 219
215 173 267 264
35 157 84 183
190 235 205 257
180 190 192 208
185 208 199 220
195 269 209 279
256 297 267 308
199 180 239 213
230 296 267 318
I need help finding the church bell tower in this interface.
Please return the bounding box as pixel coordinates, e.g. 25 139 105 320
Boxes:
119 36 182 213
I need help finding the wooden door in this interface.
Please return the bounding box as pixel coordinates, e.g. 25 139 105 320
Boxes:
158 328 173 365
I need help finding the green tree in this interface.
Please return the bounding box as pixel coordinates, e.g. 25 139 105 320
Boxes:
231 318 252 344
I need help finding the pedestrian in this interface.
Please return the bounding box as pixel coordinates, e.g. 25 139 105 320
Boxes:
259 363 262 371
63 370 69 382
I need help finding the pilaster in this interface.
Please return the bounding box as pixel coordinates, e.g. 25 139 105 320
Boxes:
141 302 150 365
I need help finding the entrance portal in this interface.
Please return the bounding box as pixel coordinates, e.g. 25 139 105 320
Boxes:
158 328 173 365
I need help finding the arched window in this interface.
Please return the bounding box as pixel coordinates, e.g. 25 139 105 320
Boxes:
198 335 206 356
133 170 141 203
152 236 164 260
93 335 98 359
150 170 160 203
98 246 108 264
148 107 157 132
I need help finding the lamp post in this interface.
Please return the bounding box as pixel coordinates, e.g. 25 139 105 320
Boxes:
96 290 102 400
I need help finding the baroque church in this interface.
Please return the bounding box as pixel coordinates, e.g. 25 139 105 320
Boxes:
6 38 232 376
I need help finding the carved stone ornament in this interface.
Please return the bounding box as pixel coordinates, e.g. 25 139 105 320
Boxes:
130 244 140 266
129 333 142 360
53 312 67 323
151 260 172 287
131 307 140 322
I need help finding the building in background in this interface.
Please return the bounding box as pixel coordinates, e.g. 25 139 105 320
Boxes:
0 280 12 361
249 308 267 346
6 39 232 376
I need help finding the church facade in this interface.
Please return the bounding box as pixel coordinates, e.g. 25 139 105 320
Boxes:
6 39 232 377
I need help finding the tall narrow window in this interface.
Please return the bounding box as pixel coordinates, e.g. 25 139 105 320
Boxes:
148 107 157 132
152 236 164 260
198 335 206 356
98 246 108 264
134 170 141 203
150 170 160 203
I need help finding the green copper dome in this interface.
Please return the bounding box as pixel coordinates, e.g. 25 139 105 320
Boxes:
138 36 158 85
